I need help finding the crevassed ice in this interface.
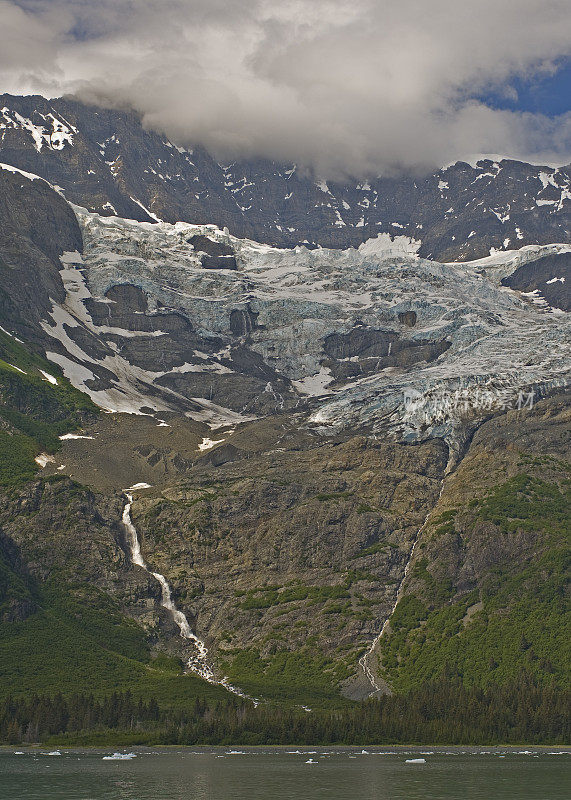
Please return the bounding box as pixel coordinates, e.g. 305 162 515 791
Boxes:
39 206 571 445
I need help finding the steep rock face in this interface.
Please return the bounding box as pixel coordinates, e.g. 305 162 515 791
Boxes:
0 476 236 671
1 94 569 261
127 431 448 697
501 251 570 311
188 235 238 270
374 393 571 691
0 479 159 630
0 475 235 702
322 326 451 381
0 169 82 343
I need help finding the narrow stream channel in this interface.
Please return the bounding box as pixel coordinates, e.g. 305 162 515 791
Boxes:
122 492 251 700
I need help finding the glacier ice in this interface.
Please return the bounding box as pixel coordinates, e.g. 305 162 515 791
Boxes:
39 206 570 445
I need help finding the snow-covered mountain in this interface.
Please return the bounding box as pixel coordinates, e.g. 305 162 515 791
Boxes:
1 93 570 262
0 112 570 711
1 162 565 455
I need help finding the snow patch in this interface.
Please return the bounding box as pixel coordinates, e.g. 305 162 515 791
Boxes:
39 370 58 385
198 437 225 451
292 366 334 396
35 454 55 468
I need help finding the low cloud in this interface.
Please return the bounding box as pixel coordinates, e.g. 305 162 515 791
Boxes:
1 0 571 176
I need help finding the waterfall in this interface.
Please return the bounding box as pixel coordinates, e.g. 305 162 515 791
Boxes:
358 468 449 696
122 493 251 699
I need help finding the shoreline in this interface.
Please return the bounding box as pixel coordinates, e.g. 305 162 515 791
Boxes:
2 744 570 752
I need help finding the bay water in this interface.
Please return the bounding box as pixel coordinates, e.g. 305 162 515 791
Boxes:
1 747 569 800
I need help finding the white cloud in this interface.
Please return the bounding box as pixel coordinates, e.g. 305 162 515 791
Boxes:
1 0 570 176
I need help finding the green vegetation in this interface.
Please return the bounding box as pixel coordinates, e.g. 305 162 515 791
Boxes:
476 473 569 534
0 549 227 708
236 581 350 610
354 539 396 558
381 474 571 692
220 646 356 707
0 331 98 486
1 677 568 745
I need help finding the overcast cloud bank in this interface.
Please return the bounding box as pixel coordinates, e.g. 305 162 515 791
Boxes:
1 0 571 176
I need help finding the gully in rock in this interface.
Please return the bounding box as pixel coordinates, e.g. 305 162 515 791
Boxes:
121 491 250 700
359 462 451 696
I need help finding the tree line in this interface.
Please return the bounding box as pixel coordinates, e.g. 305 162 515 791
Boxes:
1 674 568 746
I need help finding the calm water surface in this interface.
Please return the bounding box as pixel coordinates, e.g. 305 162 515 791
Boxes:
0 747 569 800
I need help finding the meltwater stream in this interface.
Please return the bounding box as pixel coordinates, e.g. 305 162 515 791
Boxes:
122 493 249 700
359 465 450 696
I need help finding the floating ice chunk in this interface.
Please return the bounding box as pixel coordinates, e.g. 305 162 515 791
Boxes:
405 758 426 763
102 752 137 760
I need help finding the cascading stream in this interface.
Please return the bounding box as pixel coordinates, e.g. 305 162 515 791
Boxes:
359 466 450 696
122 492 251 700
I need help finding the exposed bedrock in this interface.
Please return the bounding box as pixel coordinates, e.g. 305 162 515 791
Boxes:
501 252 570 311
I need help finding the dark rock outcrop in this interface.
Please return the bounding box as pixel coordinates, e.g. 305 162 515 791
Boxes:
0 168 82 343
501 252 571 311
1 94 569 261
323 326 451 380
398 310 417 327
189 235 237 270
230 306 259 336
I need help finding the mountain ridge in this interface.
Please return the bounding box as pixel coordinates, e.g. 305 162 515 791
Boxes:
1 93 570 261
0 101 569 717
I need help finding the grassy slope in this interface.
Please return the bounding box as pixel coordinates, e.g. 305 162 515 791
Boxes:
381 463 571 692
0 592 228 708
0 330 97 486
0 331 230 707
0 539 229 707
220 647 355 708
